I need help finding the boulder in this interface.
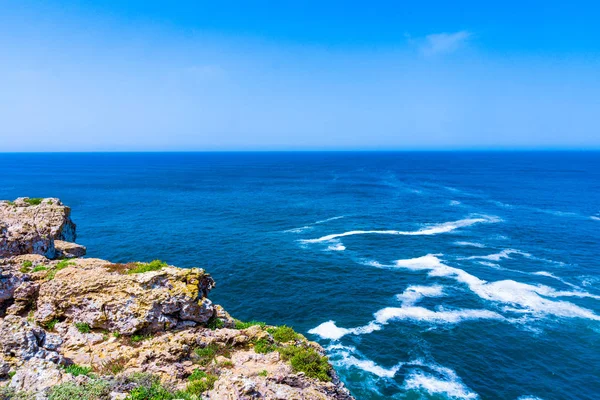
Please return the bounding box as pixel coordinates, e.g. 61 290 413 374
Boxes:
0 198 78 258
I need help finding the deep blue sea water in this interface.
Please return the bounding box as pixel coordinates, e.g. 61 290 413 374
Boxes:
1 152 599 400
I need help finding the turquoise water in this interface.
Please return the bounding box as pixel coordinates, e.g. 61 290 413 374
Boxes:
1 152 599 400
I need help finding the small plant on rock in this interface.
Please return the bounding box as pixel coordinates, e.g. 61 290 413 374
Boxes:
75 322 91 333
278 346 331 382
127 260 168 274
253 338 276 354
23 198 43 206
234 320 266 330
268 325 298 342
206 316 224 330
64 364 92 377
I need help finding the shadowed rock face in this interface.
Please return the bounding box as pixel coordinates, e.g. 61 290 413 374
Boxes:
0 198 354 400
0 198 83 259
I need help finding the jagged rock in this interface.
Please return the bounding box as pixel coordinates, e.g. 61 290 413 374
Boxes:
54 240 86 258
9 358 68 395
34 259 216 334
0 198 78 258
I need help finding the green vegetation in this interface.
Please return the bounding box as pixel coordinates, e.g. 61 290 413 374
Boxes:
48 380 110 400
193 343 219 366
32 265 48 273
46 319 59 330
234 320 266 330
64 364 92 377
126 383 174 400
206 316 224 330
127 260 168 274
185 371 218 396
258 370 268 377
253 338 276 354
123 372 217 400
113 331 121 338
131 333 152 343
46 260 74 280
0 387 34 400
23 198 44 206
267 325 298 342
22 260 33 268
278 346 331 382
75 322 91 333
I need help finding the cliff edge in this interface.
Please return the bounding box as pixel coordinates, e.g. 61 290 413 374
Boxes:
0 198 353 400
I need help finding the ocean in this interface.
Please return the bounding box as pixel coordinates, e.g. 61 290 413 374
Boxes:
1 151 599 400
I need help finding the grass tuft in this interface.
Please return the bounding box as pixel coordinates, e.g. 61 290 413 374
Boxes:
75 322 91 334
64 364 92 377
23 198 44 206
253 338 276 354
234 320 266 330
278 346 331 382
127 260 168 274
268 325 298 342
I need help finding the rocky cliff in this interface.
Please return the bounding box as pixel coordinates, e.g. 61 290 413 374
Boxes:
0 198 353 400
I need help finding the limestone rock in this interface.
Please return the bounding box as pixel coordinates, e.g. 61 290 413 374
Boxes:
35 260 216 334
0 198 78 258
54 240 86 258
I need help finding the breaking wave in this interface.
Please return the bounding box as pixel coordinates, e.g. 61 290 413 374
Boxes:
301 216 500 244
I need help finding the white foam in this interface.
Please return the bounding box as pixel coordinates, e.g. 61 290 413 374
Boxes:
455 241 486 248
375 306 504 325
283 226 314 233
284 216 345 233
462 249 530 261
309 320 382 340
393 255 600 321
326 344 403 378
517 396 544 400
339 355 402 378
315 216 345 224
449 200 462 206
300 216 500 244
404 365 479 399
326 243 346 251
396 285 445 306
591 216 600 221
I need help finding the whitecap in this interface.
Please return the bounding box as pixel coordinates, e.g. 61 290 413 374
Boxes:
591 216 600 221
455 241 486 248
300 216 500 244
461 249 530 262
392 255 600 321
375 306 504 325
517 396 544 400
326 242 346 251
284 215 345 233
309 320 382 340
449 200 462 206
396 285 445 306
404 363 479 399
326 344 403 378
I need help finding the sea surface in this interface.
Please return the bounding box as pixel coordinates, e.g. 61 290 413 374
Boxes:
1 152 599 400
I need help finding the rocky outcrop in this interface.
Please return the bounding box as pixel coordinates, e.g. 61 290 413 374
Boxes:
0 198 83 259
34 259 215 334
0 198 353 400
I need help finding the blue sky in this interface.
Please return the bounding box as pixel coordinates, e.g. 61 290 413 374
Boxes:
1 0 599 151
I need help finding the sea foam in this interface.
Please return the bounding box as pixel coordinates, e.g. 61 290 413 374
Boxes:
393 255 600 321
300 216 500 244
404 366 479 399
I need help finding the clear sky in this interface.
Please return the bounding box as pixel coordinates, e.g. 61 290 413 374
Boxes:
1 0 599 151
